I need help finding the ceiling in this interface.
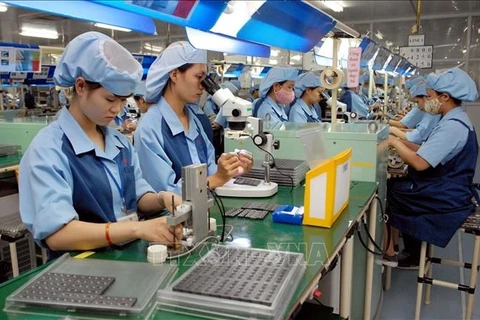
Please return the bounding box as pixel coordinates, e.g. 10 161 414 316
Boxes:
0 1 479 57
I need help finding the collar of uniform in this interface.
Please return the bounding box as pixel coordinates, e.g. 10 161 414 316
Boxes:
57 108 97 155
101 127 126 159
158 97 199 140
298 99 314 117
57 108 125 157
440 105 464 123
265 96 286 118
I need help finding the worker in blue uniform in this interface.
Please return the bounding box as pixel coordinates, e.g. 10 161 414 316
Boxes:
389 81 441 144
203 81 239 119
386 67 479 269
339 82 379 120
19 32 183 258
388 76 426 128
254 67 297 127
247 84 260 102
289 72 322 123
134 41 253 195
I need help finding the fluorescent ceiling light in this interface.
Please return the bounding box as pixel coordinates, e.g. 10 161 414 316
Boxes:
94 23 131 32
375 31 383 40
290 54 302 61
323 1 343 13
0 2 8 12
269 59 278 65
270 49 280 57
20 26 58 39
143 43 163 52
210 1 266 37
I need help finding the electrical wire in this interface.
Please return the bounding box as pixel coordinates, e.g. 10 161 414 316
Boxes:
249 136 295 193
208 188 226 241
165 225 234 260
356 196 391 256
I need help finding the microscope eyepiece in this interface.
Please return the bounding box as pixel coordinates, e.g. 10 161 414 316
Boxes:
201 76 221 96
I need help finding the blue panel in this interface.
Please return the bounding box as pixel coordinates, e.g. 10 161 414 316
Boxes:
371 47 391 71
359 38 379 68
133 54 157 80
223 64 245 78
92 0 227 31
385 55 401 72
236 1 336 52
3 1 156 34
0 42 39 49
186 27 270 57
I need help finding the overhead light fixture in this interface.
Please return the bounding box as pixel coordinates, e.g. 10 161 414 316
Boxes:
375 31 384 40
143 43 163 52
0 2 8 12
94 23 131 32
270 49 279 57
20 26 58 39
210 1 266 37
269 59 278 65
323 1 344 13
290 54 302 61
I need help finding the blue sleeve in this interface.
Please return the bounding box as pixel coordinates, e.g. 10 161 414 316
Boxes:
350 94 369 118
191 117 218 176
417 120 469 168
203 99 217 117
19 132 78 244
289 105 307 123
214 109 228 128
257 102 282 126
405 114 440 144
134 120 182 195
401 107 425 129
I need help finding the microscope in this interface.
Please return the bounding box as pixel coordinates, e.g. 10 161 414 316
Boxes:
201 77 279 198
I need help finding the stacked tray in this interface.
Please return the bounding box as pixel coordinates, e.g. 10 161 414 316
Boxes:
241 159 309 186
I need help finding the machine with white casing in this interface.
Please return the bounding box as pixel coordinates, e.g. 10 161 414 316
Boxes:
201 77 279 197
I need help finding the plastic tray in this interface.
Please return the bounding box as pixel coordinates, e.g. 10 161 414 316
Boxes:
157 244 305 319
5 253 177 319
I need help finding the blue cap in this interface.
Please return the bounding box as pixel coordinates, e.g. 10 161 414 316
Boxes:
374 75 385 85
405 75 424 89
294 72 321 98
426 67 478 102
230 80 241 90
146 41 207 103
220 81 239 95
54 32 142 97
259 67 298 98
134 81 146 97
410 82 427 97
249 84 259 94
359 73 369 85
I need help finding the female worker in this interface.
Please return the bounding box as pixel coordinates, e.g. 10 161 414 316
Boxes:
134 41 253 195
289 72 322 123
389 81 441 145
388 76 426 129
254 66 298 127
387 67 479 268
19 32 182 259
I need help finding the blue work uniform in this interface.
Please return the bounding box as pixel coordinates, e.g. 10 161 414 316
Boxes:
187 103 213 144
405 113 441 144
388 107 478 248
289 99 321 123
203 96 218 118
256 96 288 126
339 90 373 120
134 97 216 195
19 109 153 254
114 106 129 126
400 106 425 129
246 95 254 102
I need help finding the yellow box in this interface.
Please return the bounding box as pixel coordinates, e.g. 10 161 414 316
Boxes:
303 148 352 228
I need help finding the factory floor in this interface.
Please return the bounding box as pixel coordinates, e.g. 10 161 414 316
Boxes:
381 232 480 319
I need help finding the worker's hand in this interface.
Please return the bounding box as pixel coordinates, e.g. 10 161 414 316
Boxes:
388 135 401 147
126 121 137 132
122 119 136 132
214 153 243 184
212 122 222 129
237 152 254 175
157 191 182 214
390 126 401 137
138 217 183 244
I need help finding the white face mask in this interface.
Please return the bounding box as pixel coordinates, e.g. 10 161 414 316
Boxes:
424 98 442 115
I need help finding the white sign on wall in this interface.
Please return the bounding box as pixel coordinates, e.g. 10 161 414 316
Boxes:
399 46 433 69
408 35 425 46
